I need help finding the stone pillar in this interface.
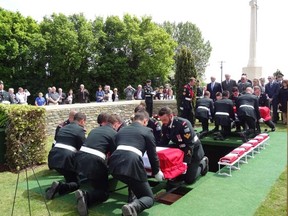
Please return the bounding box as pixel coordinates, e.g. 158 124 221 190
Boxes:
242 0 262 79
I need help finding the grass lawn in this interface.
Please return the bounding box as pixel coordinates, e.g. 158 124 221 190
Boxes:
0 123 287 215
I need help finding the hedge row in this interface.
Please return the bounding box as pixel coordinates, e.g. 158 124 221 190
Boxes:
0 104 46 171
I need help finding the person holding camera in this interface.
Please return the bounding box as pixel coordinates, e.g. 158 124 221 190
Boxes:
124 84 136 100
144 80 154 117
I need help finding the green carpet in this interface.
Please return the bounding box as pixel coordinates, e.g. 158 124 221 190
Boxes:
17 131 287 216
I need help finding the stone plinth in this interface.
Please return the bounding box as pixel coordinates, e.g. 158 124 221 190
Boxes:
242 66 262 79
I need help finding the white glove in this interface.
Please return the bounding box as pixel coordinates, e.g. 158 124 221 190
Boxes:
155 170 165 181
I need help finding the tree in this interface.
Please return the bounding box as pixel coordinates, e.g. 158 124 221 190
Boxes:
94 14 177 97
175 46 197 115
161 21 212 78
0 8 46 101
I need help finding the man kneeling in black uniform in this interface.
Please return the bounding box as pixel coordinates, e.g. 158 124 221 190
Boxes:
158 106 209 185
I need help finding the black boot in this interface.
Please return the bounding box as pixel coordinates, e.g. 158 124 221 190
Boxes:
122 200 143 216
200 156 209 176
75 189 88 216
127 188 137 203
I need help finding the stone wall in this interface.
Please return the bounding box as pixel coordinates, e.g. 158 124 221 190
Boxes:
45 100 177 136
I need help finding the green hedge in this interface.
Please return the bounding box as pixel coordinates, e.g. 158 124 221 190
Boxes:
0 104 46 171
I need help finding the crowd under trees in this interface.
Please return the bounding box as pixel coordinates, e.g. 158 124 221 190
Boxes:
0 8 212 103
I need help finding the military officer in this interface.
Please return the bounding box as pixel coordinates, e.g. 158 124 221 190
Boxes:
45 112 86 200
195 91 214 138
180 77 196 126
143 79 154 117
109 111 164 216
235 87 261 139
74 114 120 216
213 91 235 140
158 106 208 185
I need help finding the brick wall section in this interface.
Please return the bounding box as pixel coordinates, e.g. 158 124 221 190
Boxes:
44 100 177 136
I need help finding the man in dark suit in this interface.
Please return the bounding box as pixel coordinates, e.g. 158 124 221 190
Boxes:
195 91 214 138
206 76 222 101
74 114 119 216
0 80 14 104
265 75 280 123
109 111 164 216
236 87 260 139
221 74 237 95
213 91 235 140
158 107 209 185
46 112 87 200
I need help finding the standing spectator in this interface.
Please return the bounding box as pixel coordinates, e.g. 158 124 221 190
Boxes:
259 77 266 93
48 86 60 105
196 80 204 99
134 85 144 100
144 80 154 117
8 88 18 104
108 111 163 216
112 88 119 102
65 89 75 104
180 77 196 126
58 88 66 105
96 85 105 102
0 81 14 104
76 84 90 103
124 85 136 100
206 76 222 101
104 85 113 102
35 92 46 106
45 87 52 105
237 75 252 94
265 75 280 123
154 86 164 100
278 79 288 125
221 74 237 95
16 87 30 104
252 78 264 93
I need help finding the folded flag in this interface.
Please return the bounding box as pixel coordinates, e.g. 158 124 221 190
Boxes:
240 143 253 151
231 147 246 157
219 153 239 163
247 139 259 147
253 136 265 142
258 133 269 139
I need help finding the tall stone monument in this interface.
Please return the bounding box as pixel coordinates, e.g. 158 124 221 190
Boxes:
242 0 262 79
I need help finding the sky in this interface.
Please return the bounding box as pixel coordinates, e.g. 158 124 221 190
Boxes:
0 0 287 83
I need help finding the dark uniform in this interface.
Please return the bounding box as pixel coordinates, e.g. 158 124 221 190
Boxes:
51 119 71 148
47 122 86 197
195 97 214 134
159 117 208 184
180 83 195 126
147 117 162 145
109 122 161 215
236 93 260 137
74 124 117 211
214 98 235 138
144 82 154 117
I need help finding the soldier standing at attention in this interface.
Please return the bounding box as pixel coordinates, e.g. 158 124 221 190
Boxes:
45 112 86 200
180 77 196 126
144 79 154 117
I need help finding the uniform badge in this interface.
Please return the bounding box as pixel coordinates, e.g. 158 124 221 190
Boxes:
184 127 190 133
176 134 182 142
184 133 191 139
